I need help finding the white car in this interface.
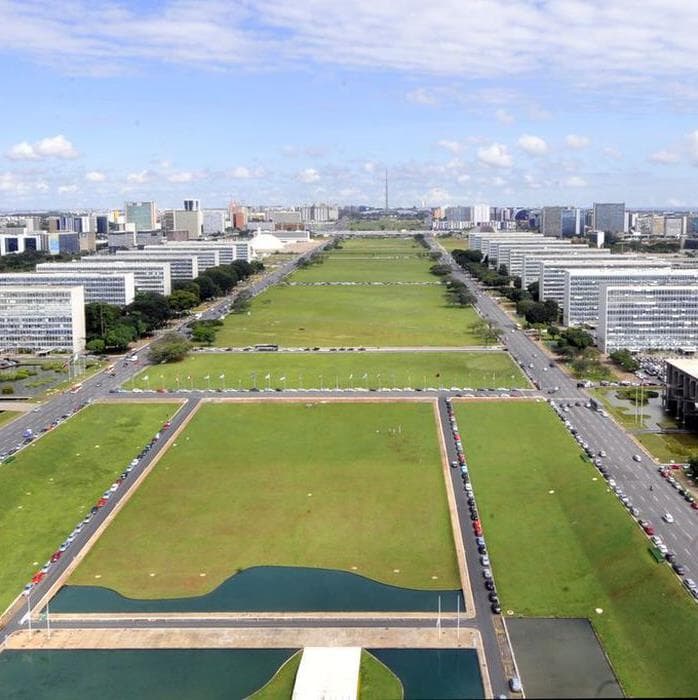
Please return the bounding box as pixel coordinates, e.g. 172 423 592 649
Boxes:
632 454 642 462
663 513 675 524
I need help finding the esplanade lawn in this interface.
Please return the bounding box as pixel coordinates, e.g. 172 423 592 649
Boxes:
0 403 178 612
70 402 460 598
130 350 527 392
455 400 698 698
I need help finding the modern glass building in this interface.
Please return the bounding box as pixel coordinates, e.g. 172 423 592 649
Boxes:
592 202 625 233
125 201 156 232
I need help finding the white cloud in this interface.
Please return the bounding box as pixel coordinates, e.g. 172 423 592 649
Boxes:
517 134 548 156
495 109 514 125
436 140 462 155
565 134 591 149
649 149 680 164
406 88 438 105
603 146 623 160
57 184 79 193
363 161 376 173
85 170 106 182
491 176 507 187
477 143 512 168
564 176 587 187
456 173 471 183
167 171 195 183
126 170 153 184
6 134 78 160
297 167 320 183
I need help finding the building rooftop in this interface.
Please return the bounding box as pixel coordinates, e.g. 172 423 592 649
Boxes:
667 358 698 378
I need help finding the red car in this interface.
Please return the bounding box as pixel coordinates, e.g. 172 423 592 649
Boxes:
671 463 682 470
691 502 698 510
162 421 171 429
50 551 62 563
96 497 108 507
641 521 655 535
31 572 45 584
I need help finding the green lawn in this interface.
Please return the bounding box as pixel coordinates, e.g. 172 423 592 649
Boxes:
359 651 403 699
333 238 426 255
454 400 698 698
636 432 698 463
130 351 527 391
437 237 469 252
289 256 435 283
0 403 177 612
248 652 301 699
71 402 459 598
0 411 19 427
216 285 482 347
590 388 650 429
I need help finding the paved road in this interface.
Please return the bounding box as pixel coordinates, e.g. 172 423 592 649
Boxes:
427 235 698 584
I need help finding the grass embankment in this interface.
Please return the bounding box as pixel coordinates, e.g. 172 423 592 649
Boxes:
290 255 435 283
0 411 19 427
454 400 698 698
437 237 469 252
130 352 527 391
248 652 302 699
72 402 459 598
216 285 481 347
636 432 698 464
0 403 177 612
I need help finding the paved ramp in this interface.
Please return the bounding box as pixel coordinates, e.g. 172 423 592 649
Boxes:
292 647 361 700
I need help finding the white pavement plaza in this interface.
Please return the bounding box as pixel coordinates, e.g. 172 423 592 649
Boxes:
292 646 361 700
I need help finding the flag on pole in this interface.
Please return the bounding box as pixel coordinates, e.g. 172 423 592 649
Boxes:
362 372 368 379
265 373 271 379
187 375 191 380
142 375 149 381
349 373 353 379
203 375 210 380
219 374 225 379
279 376 286 381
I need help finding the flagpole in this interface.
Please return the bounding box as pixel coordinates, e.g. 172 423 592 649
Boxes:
457 595 460 641
27 593 31 633
47 600 51 639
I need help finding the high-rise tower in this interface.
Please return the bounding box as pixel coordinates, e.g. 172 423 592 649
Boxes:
384 170 389 214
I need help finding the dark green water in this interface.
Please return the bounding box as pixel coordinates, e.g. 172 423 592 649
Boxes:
52 566 464 613
371 648 485 699
0 649 296 700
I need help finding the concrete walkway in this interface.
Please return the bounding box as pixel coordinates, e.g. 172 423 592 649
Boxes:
292 647 361 700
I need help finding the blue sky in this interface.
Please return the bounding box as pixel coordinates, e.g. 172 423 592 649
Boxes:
1 0 698 210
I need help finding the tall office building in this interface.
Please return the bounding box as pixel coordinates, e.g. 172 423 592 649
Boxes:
592 203 626 233
0 285 85 354
541 206 564 237
125 201 156 232
183 199 200 212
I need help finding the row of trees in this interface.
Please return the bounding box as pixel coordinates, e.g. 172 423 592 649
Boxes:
85 259 262 353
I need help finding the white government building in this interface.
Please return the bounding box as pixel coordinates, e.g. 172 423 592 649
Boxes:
36 260 172 296
0 285 86 354
563 267 698 326
0 271 135 306
598 284 698 353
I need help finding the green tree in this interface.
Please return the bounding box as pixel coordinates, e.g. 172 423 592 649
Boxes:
687 456 698 482
148 332 192 363
172 280 201 301
527 281 540 301
191 324 217 344
610 349 640 372
85 338 106 354
169 289 199 313
84 302 122 338
203 266 238 294
194 275 220 300
125 292 171 332
104 323 135 351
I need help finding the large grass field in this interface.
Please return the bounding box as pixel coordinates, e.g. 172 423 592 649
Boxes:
71 402 459 598
454 400 698 698
437 237 469 252
290 256 435 283
129 351 527 391
0 402 177 612
216 284 482 347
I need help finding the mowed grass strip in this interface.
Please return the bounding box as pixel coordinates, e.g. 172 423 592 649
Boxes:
215 285 481 347
637 431 698 463
333 238 427 255
131 352 527 391
454 400 698 698
0 411 20 427
71 402 460 598
289 256 435 283
0 403 177 612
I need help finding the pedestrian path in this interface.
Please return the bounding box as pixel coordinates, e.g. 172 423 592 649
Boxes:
292 647 361 700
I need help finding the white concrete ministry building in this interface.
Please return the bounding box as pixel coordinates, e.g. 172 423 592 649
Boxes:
36 261 172 296
94 251 203 280
563 267 698 326
598 284 698 353
0 285 85 354
0 272 135 306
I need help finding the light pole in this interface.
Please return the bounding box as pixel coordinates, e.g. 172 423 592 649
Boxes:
319 374 324 390
251 372 257 390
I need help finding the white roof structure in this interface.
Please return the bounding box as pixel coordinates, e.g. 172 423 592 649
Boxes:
666 358 698 379
292 647 361 700
251 232 285 253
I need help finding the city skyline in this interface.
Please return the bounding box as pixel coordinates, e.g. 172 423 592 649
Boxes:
1 1 698 209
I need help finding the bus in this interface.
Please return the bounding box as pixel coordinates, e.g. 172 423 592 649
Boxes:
69 383 83 394
254 344 279 352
